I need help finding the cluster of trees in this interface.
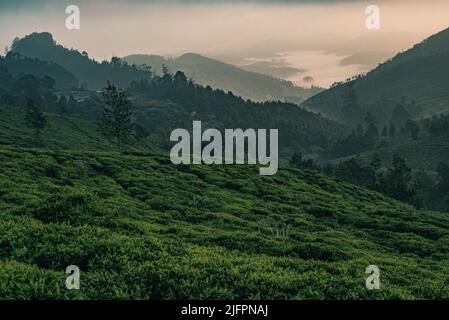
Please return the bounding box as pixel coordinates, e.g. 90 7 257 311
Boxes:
0 66 58 109
414 162 449 211
291 150 449 211
328 112 383 157
330 73 366 88
290 153 417 204
420 114 449 136
1 51 78 89
128 68 344 155
329 105 449 159
289 153 321 171
19 82 135 151
56 94 77 113
339 154 416 203
0 62 100 119
24 99 46 138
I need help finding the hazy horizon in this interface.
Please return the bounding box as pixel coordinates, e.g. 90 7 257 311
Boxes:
1 0 449 87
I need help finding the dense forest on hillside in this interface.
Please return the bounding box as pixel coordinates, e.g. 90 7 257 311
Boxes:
128 71 343 154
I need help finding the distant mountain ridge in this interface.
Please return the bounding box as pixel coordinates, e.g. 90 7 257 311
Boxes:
302 27 449 124
10 32 322 104
10 32 150 90
123 53 322 104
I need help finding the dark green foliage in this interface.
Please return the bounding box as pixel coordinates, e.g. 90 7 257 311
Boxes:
100 83 135 150
326 154 417 204
390 104 411 127
0 66 59 111
289 153 320 171
328 125 378 158
0 104 131 151
0 51 78 89
128 71 344 155
405 119 420 140
382 154 416 202
436 162 449 193
340 83 362 122
389 123 396 138
24 100 46 138
334 157 377 189
0 147 449 299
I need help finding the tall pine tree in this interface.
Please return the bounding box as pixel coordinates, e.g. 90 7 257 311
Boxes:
101 82 135 150
24 99 46 138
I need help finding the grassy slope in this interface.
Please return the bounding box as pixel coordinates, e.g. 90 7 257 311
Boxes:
0 104 161 152
0 105 114 150
1 146 449 299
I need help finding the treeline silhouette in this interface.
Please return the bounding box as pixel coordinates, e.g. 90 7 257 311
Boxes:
290 152 449 211
328 109 449 158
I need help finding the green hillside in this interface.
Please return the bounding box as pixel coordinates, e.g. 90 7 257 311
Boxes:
123 53 322 104
326 129 449 211
0 105 113 150
0 104 165 152
302 28 449 123
1 145 449 299
0 100 447 299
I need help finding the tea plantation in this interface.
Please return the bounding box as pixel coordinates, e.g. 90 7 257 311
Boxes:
1 146 449 299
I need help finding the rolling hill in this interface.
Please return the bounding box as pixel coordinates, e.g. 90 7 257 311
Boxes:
0 103 168 153
1 145 449 299
123 53 322 104
302 27 449 124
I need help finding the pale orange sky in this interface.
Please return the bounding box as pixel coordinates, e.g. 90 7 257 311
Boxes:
1 0 449 87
